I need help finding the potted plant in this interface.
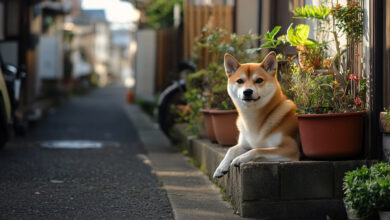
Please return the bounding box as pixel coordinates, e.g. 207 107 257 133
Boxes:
380 107 390 162
184 26 260 145
380 107 390 133
284 2 367 159
206 63 238 146
248 25 292 91
343 162 390 219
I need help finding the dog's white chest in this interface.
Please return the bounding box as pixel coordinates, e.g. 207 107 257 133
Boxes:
239 119 282 149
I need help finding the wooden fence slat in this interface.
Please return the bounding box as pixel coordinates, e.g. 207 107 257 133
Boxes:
188 5 195 60
217 5 223 28
195 6 203 68
211 6 217 28
183 0 189 59
203 6 209 67
183 3 234 67
225 6 233 33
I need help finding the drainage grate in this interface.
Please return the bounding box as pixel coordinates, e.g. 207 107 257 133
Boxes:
40 140 119 149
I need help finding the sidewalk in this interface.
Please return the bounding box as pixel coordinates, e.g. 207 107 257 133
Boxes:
123 104 243 220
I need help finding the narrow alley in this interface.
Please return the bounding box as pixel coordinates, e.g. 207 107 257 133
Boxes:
0 85 172 219
1 0 390 219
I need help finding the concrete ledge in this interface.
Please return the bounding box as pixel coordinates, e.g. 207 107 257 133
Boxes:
124 106 242 220
173 124 368 219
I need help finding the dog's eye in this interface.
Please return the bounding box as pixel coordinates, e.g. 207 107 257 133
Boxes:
255 78 264 84
236 79 244 84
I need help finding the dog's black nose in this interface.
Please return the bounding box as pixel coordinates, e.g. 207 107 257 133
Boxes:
243 89 253 97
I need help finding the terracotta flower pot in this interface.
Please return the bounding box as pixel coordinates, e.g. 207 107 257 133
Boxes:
209 109 239 146
297 111 365 159
380 112 390 133
200 109 217 141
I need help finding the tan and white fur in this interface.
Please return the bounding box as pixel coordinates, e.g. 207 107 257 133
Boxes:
213 52 299 178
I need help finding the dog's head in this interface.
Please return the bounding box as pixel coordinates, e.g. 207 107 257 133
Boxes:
224 52 279 109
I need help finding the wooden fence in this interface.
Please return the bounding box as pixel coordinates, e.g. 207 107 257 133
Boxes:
156 28 181 92
183 1 234 69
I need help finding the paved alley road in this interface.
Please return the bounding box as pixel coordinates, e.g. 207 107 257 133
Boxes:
0 85 173 219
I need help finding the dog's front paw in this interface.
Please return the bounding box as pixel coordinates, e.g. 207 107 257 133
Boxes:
213 167 229 178
231 155 249 167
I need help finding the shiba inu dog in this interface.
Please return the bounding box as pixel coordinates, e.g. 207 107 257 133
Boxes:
213 52 299 178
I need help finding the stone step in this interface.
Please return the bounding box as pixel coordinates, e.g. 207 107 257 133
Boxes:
173 124 370 219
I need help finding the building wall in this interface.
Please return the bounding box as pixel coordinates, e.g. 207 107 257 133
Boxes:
135 29 156 101
94 23 110 63
38 15 64 80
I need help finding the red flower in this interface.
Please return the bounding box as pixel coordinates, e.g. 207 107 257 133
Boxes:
353 75 361 82
348 74 354 80
354 97 362 106
314 104 319 112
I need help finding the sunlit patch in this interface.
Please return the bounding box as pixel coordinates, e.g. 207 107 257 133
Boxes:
40 140 120 149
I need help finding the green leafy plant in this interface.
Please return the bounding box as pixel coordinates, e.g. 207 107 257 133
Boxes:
296 44 330 71
261 26 283 49
182 69 207 135
248 24 315 59
288 61 366 114
146 0 182 29
343 162 390 218
331 2 364 43
284 1 366 114
246 26 288 57
286 24 316 47
292 5 330 20
384 107 390 126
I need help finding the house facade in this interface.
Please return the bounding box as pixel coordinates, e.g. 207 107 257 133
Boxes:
0 0 74 117
72 9 111 87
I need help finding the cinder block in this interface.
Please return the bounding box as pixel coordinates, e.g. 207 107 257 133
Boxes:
191 139 202 162
241 162 280 201
333 160 368 198
240 199 346 219
203 141 217 173
280 161 334 200
229 166 242 211
186 136 196 153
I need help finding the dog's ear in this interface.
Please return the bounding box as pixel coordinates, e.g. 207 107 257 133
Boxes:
260 52 277 75
224 53 240 77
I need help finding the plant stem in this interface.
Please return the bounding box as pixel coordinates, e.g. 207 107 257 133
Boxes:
332 27 341 71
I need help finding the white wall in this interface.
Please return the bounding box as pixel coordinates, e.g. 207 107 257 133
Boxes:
236 0 259 35
94 23 110 63
38 36 62 79
134 29 156 101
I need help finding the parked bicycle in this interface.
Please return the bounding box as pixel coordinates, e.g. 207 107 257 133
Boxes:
0 54 26 148
156 61 195 135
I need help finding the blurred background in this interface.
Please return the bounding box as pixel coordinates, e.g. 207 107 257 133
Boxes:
0 0 306 125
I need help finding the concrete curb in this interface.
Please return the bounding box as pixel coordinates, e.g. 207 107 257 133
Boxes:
123 104 243 220
173 124 371 219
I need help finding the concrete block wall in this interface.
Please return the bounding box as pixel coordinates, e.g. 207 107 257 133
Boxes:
173 124 369 219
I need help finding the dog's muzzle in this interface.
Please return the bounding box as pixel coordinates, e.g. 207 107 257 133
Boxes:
242 89 260 102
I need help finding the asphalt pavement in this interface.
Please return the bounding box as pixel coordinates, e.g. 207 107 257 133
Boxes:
0 84 172 219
